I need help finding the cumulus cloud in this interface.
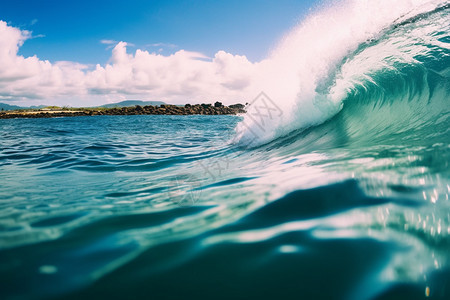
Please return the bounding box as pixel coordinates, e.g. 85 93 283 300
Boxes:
0 20 258 106
0 21 87 102
86 43 255 100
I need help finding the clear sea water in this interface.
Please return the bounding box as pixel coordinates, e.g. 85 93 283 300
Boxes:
1 1 450 299
0 112 448 299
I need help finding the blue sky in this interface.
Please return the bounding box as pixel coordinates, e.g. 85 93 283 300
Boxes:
0 0 320 106
1 0 317 64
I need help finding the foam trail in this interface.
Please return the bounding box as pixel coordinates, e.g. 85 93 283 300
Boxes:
235 0 448 147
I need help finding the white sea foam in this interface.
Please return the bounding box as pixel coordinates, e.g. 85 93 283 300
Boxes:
235 0 447 147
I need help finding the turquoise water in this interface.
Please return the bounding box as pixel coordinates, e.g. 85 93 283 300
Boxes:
1 2 450 300
0 111 448 299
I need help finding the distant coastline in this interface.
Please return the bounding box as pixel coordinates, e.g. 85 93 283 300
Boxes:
0 102 246 119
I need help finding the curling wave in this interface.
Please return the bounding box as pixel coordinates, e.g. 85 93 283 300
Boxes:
236 0 450 147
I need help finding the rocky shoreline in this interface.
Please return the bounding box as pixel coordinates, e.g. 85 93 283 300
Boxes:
0 103 246 119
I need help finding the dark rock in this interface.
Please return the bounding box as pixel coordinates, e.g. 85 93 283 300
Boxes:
229 103 245 110
0 102 246 119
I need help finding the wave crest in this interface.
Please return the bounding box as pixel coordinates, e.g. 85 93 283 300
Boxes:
235 0 449 147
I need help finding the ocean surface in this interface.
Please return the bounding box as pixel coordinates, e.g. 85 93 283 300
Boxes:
1 1 450 299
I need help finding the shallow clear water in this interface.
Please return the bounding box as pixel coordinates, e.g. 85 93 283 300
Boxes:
0 113 449 299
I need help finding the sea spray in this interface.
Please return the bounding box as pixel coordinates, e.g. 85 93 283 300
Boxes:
236 0 449 147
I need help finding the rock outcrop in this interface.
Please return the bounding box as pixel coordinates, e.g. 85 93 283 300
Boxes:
0 104 246 119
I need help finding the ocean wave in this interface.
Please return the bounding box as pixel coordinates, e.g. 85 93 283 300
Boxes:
236 0 450 147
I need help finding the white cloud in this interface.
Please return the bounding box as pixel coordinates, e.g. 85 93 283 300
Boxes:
0 21 257 106
101 39 136 51
0 21 87 103
100 39 117 45
100 39 119 50
147 42 178 48
31 34 46 39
